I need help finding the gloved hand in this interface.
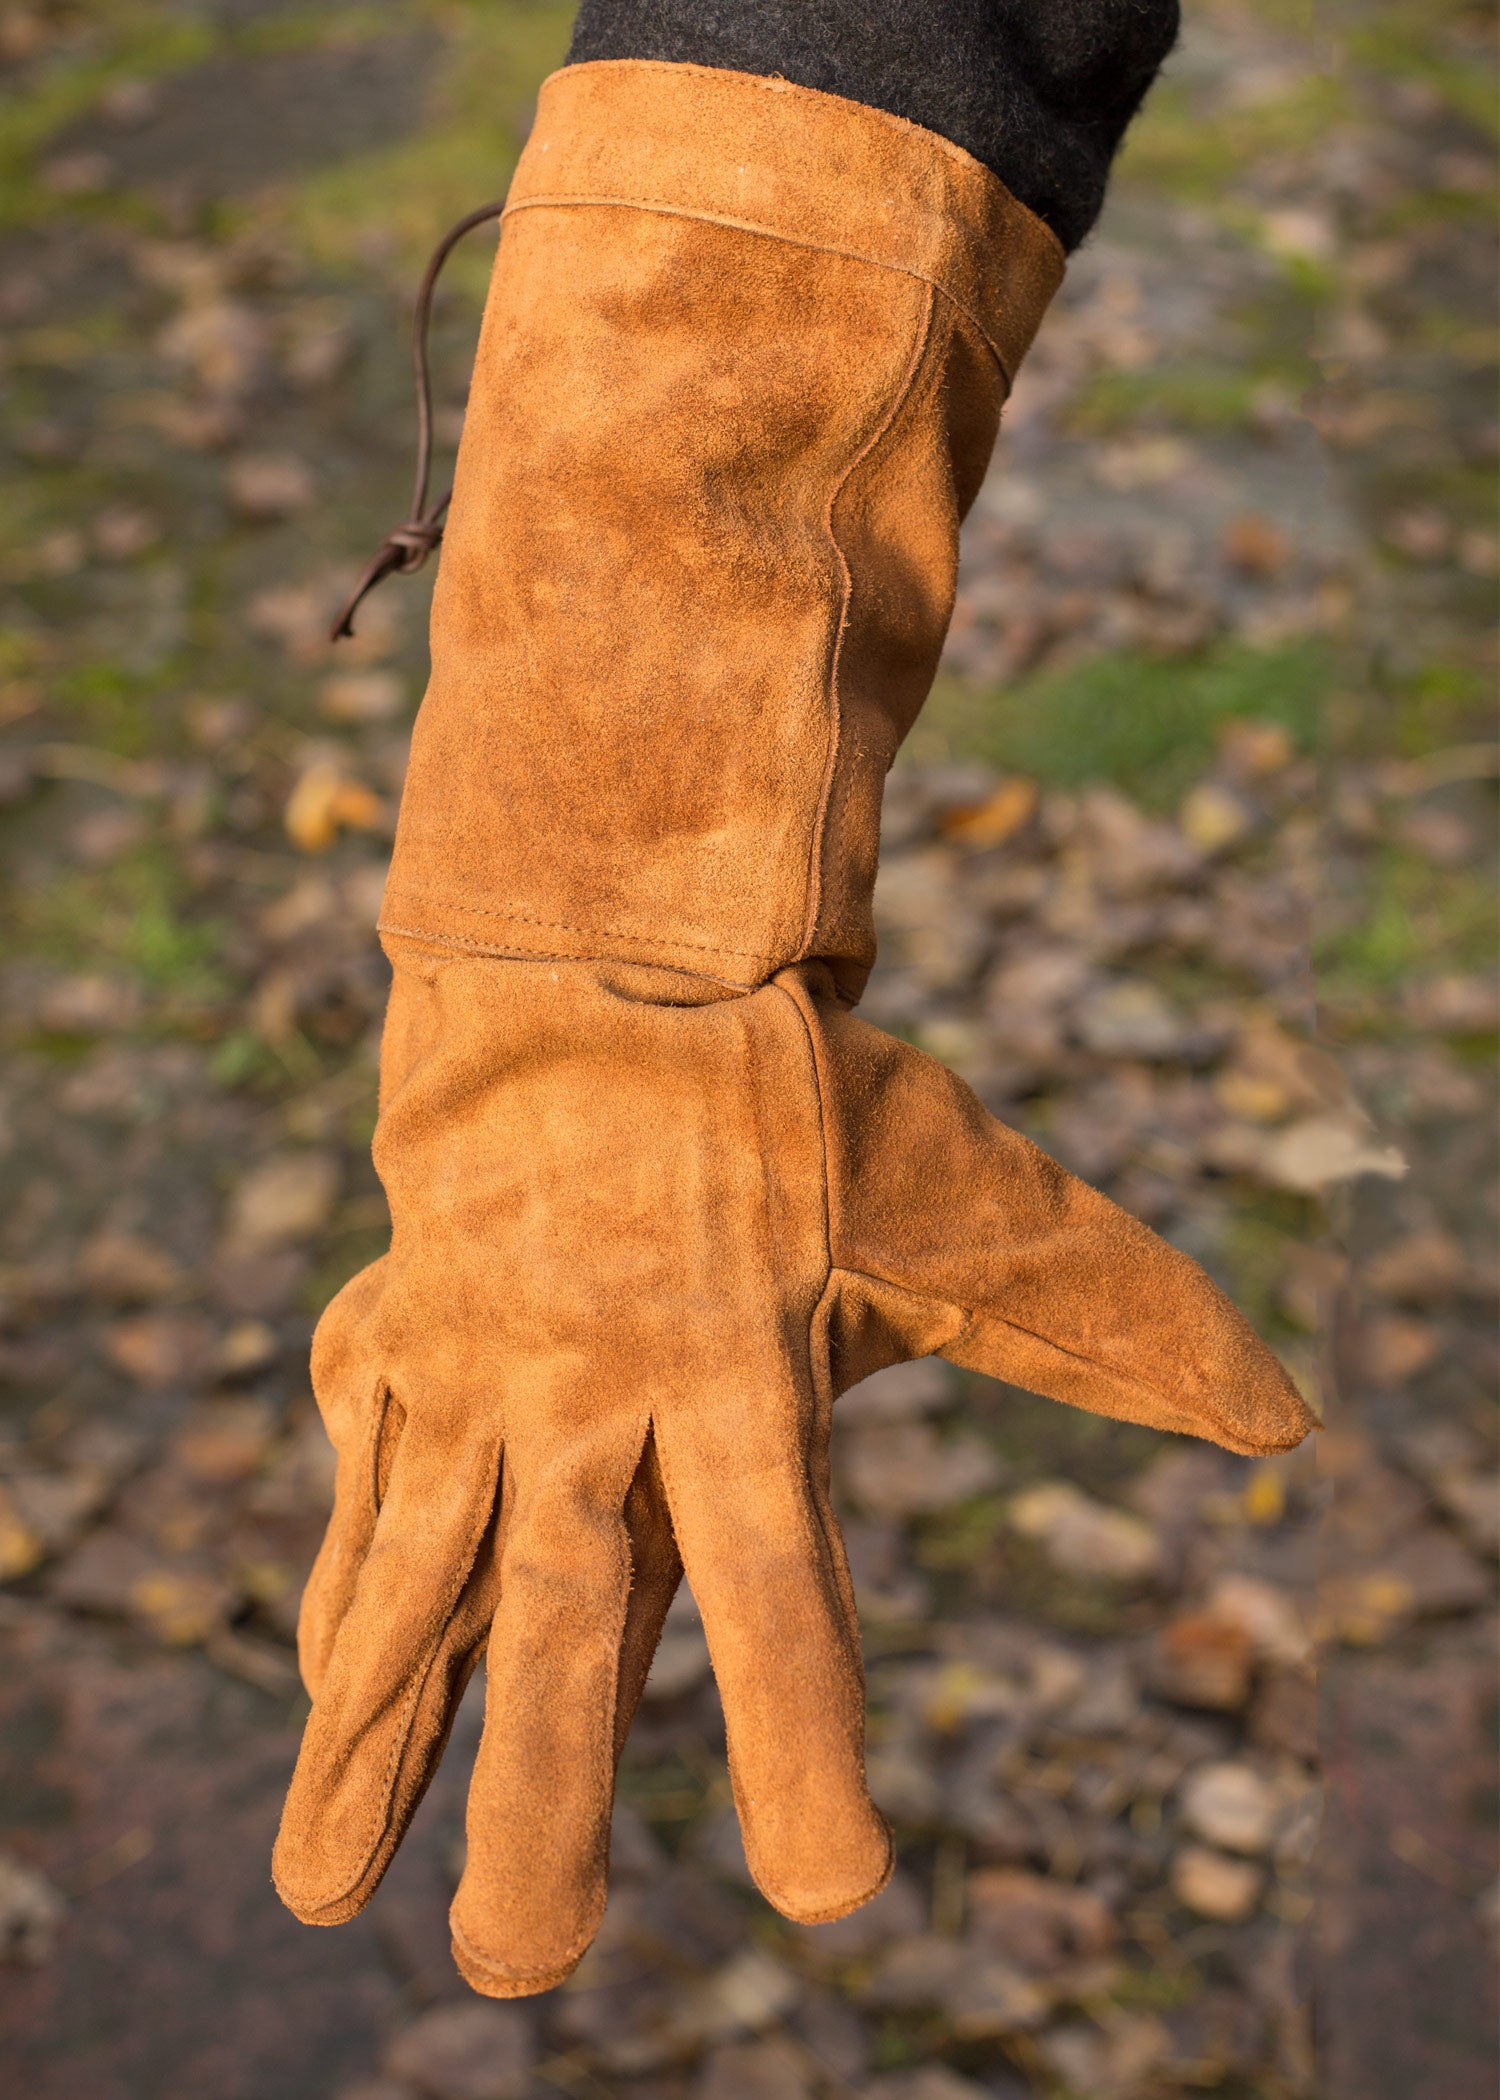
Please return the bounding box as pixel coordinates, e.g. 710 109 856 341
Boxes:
273 60 1314 1998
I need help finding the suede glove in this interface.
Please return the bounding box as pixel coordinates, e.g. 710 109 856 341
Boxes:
273 61 1315 1998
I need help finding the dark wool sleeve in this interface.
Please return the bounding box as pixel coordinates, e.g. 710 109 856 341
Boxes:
565 0 1180 253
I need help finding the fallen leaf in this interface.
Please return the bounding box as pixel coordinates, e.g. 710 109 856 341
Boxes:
1179 781 1254 854
1383 505 1450 561
1170 1844 1262 1921
103 1312 212 1387
1205 1113 1406 1192
862 1935 1049 2035
1222 512 1291 576
697 2039 815 2100
1402 974 1498 1034
1007 1482 1161 1583
643 1589 713 1702
92 505 161 560
77 1231 186 1304
40 150 112 196
0 1850 66 1964
1095 435 1193 490
47 1529 156 1614
1203 1575 1312 1666
967 1868 1117 1974
1147 1611 1255 1711
0 1483 45 1581
157 297 269 399
1316 1569 1416 1645
226 451 317 520
860 2071 990 2100
1072 978 1192 1059
172 1399 277 1484
70 804 147 865
281 300 353 388
225 1151 340 1250
1218 717 1295 778
2 1469 109 1555
1357 1313 1439 1385
1260 205 1336 262
1363 1231 1470 1304
319 670 407 722
939 776 1039 848
214 1319 279 1377
1428 1470 1500 1558
206 1628 301 1697
285 761 384 852
35 974 143 1033
128 1569 236 1646
1382 1526 1490 1616
384 2000 536 2100
842 1422 1002 1518
1179 1761 1281 1854
1037 2013 1172 2100
670 1949 800 2045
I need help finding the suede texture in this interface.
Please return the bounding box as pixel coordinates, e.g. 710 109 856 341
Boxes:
274 61 1315 1999
380 60 1064 1005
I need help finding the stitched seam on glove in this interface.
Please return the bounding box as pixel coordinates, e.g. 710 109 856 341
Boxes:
310 1438 503 1911
377 899 781 968
801 278 938 963
503 195 1017 390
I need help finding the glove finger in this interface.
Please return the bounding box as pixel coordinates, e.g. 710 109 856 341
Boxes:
295 1259 397 1696
653 1370 892 1927
790 977 1317 1457
613 1425 685 1752
450 1408 672 1998
274 1400 502 1926
296 1375 404 1698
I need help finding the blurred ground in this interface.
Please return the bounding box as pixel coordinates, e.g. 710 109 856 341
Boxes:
0 3 1495 2097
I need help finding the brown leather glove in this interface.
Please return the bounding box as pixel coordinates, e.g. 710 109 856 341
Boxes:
273 60 1314 1998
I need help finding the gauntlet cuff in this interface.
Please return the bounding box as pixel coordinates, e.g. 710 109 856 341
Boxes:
381 60 1064 1001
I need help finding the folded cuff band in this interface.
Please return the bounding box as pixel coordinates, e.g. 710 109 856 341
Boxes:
508 59 1066 387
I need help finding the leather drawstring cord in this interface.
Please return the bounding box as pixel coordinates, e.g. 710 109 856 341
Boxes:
329 198 507 643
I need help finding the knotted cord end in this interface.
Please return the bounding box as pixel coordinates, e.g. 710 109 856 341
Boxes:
328 195 505 643
328 511 449 642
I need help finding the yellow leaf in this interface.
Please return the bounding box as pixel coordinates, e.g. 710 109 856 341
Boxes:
0 1484 44 1582
284 761 383 852
939 775 1039 848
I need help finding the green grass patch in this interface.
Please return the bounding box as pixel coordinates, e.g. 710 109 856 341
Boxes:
1220 1210 1312 1335
228 4 410 59
909 1493 1009 1574
1117 71 1353 202
303 1226 390 1318
53 658 190 757
253 0 576 290
1316 843 1494 995
1387 656 1494 756
17 842 227 1000
1068 362 1271 437
1107 1963 1203 2017
0 1 215 230
1347 12 1500 139
904 640 1331 805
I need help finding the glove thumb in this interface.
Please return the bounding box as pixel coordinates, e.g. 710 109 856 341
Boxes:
783 974 1316 1457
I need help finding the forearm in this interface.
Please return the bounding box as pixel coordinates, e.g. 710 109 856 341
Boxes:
566 0 1180 252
